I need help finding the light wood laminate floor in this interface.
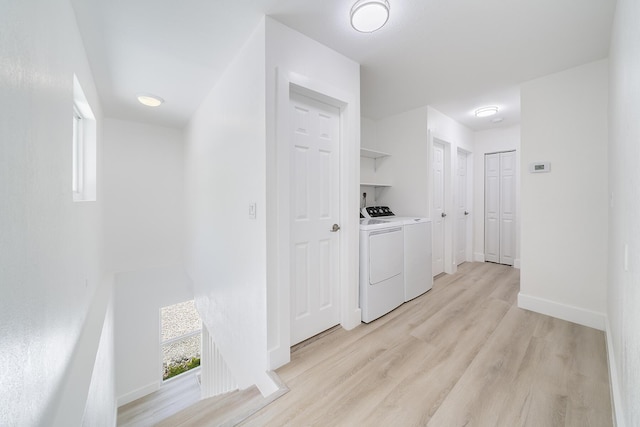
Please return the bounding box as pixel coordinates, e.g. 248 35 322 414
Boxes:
119 262 612 426
242 262 612 426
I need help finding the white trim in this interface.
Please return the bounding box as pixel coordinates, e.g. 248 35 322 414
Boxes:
605 317 625 427
517 292 605 331
473 252 485 262
513 258 521 269
116 382 160 407
269 67 360 371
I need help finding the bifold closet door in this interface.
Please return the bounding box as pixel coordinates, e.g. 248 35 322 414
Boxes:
499 151 515 265
484 151 515 266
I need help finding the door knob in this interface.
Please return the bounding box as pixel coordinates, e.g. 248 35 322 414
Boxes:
464 211 469 215
331 224 341 232
441 213 447 218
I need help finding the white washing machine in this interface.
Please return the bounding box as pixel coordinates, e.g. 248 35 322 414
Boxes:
359 218 405 323
362 207 433 302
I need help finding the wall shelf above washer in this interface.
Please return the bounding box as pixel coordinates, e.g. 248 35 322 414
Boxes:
360 148 391 159
360 147 391 174
360 182 392 188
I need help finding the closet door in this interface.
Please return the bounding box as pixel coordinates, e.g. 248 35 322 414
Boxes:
499 151 516 265
484 153 500 263
484 151 515 266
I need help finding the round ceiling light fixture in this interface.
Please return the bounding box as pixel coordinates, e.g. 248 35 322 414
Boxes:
137 93 164 107
475 106 499 117
350 0 390 33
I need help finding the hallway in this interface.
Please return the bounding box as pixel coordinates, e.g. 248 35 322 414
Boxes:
243 262 611 426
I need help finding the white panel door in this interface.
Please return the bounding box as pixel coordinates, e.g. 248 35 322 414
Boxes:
455 150 468 265
290 91 340 346
500 151 516 265
484 153 500 263
484 151 516 266
432 142 445 276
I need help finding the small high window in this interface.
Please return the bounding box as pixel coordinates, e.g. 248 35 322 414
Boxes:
72 75 97 202
161 300 202 381
72 107 83 195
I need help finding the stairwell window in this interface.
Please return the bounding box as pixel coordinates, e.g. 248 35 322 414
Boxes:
72 74 97 202
161 300 202 381
72 107 83 195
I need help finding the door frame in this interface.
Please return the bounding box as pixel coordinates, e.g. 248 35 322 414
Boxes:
429 132 455 275
288 90 341 346
455 148 472 265
269 68 360 370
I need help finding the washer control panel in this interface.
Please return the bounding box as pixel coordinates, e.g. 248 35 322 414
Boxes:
362 206 395 218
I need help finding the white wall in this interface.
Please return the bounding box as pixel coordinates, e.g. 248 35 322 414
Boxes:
0 0 113 425
427 106 475 154
102 118 189 403
103 118 185 273
472 125 521 265
608 0 640 424
185 20 272 394
519 60 608 330
375 106 430 217
265 17 361 370
361 117 379 150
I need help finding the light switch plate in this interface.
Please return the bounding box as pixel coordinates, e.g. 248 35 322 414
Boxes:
249 203 256 220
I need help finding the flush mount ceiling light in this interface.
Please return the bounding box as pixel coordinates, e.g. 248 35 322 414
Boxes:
137 93 164 107
350 0 390 33
475 106 499 117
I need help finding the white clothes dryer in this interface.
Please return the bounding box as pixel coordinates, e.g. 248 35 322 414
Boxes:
359 218 405 323
362 207 433 302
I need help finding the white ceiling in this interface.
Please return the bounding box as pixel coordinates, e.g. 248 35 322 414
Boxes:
71 0 616 131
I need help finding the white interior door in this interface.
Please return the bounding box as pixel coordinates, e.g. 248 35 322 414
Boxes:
290 91 340 346
484 151 515 266
455 150 468 265
432 142 445 276
484 153 500 263
499 151 516 265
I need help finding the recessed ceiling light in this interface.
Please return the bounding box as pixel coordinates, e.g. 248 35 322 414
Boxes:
475 106 499 117
491 117 504 123
350 0 390 33
137 94 164 107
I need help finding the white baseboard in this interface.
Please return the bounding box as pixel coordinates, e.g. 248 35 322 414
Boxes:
256 370 281 397
605 318 625 427
517 293 605 331
342 307 362 331
513 258 521 269
473 252 485 262
117 381 159 407
268 344 290 371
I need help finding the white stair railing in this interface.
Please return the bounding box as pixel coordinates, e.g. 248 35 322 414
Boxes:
200 325 238 398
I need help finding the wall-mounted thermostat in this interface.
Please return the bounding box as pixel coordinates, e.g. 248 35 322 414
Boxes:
529 162 551 173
